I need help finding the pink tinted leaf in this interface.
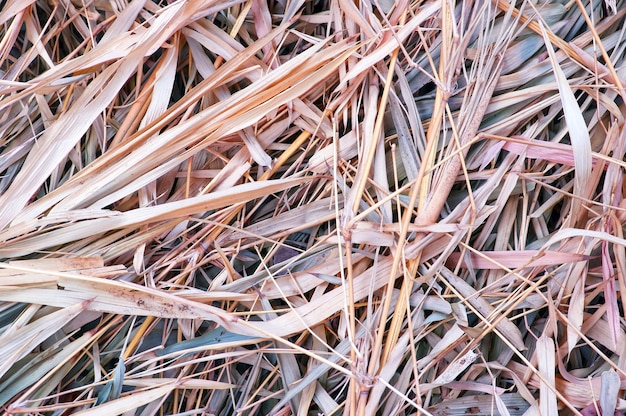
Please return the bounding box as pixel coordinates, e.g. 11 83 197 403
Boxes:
602 240 620 349
447 250 589 270
502 136 599 168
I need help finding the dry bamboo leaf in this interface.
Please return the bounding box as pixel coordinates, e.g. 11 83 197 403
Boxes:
508 361 626 410
567 278 585 356
4 256 104 271
0 0 35 26
259 272 335 299
584 314 626 355
243 254 399 338
9 6 295 223
539 23 592 207
342 2 440 83
2 0 625 414
73 384 177 416
308 128 359 173
123 378 235 390
0 332 93 408
258 296 303 411
432 349 479 385
337 0 376 38
501 136 600 168
601 239 620 349
324 229 395 246
439 268 526 351
427 393 530 416
546 229 626 250
97 0 148 45
0 177 310 257
0 1 195 230
139 43 178 130
447 250 589 270
417 324 465 371
0 301 89 380
389 93 420 181
240 127 273 167
297 380 317 416
537 335 558 416
494 391 513 416
364 329 414 413
0 255 392 348
0 261 362 349
72 43 344 211
219 197 340 245
220 247 348 293
600 369 620 416
183 31 252 82
154 329 262 357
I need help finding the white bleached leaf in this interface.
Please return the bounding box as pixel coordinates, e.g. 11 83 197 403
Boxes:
600 369 620 416
537 335 557 416
539 23 591 199
432 349 479 385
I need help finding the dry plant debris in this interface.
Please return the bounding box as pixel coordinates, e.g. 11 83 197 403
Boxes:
0 0 625 415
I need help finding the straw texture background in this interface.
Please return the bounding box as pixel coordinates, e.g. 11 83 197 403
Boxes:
1 0 626 415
